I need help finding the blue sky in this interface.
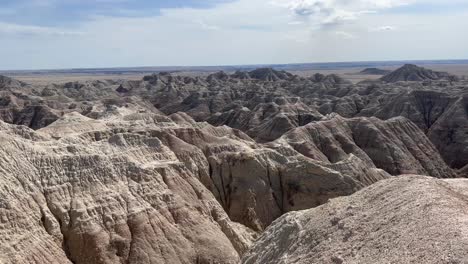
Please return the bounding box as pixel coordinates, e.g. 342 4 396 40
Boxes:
0 0 235 26
0 0 467 70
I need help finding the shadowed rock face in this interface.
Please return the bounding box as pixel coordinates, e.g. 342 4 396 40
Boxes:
0 68 466 263
428 95 468 169
248 68 293 81
0 75 26 89
360 68 391 75
279 115 455 178
381 64 457 82
242 175 468 264
460 164 468 177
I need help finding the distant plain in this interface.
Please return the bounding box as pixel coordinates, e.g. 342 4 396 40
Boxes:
3 61 468 85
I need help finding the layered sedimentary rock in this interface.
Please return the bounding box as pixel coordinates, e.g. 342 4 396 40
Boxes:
0 113 257 264
428 94 468 169
278 115 455 178
0 66 466 263
243 175 468 264
1 66 466 170
0 108 371 263
1 102 457 263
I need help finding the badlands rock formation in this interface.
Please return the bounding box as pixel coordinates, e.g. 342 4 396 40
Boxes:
242 175 468 264
359 68 391 75
0 112 257 264
1 64 467 170
0 106 401 264
380 64 457 82
0 64 466 263
278 115 454 178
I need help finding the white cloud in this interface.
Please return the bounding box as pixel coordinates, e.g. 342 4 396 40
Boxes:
197 20 221 30
371 25 396 32
334 31 356 39
0 22 84 36
272 0 412 27
287 21 303 25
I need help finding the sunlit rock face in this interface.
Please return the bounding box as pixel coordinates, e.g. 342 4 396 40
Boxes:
243 176 468 264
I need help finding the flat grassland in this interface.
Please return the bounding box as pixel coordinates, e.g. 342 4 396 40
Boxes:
4 62 468 85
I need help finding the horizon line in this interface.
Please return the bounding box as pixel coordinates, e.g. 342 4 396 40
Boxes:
2 59 468 73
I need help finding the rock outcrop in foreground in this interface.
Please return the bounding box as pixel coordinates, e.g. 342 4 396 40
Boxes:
243 175 468 264
0 114 257 264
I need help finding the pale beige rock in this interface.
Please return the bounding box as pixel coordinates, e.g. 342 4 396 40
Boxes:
0 114 256 264
0 108 389 263
243 175 468 264
0 108 398 263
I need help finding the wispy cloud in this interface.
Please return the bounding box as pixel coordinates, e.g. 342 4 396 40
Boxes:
370 25 396 32
0 22 84 36
334 31 356 39
272 0 411 27
197 20 221 30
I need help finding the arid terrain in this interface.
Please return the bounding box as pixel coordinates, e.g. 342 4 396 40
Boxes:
4 61 468 85
0 63 467 263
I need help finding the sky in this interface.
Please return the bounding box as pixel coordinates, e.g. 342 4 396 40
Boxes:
0 0 468 70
